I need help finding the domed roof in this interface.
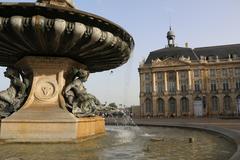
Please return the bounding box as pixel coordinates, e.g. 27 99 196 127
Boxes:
167 30 175 37
167 27 175 39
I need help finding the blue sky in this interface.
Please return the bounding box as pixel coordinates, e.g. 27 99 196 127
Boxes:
0 0 240 107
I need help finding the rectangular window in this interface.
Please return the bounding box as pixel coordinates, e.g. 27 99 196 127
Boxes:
194 80 201 91
168 72 176 92
181 83 187 92
157 72 164 80
158 82 164 92
236 79 240 89
194 69 200 77
180 71 187 79
210 80 217 91
179 71 188 92
157 72 164 93
145 83 151 93
222 68 228 77
169 82 176 92
145 73 150 81
209 69 216 77
223 79 229 91
235 68 240 77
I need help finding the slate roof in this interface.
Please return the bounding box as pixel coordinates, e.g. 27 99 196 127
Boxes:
194 44 240 59
145 44 240 64
145 47 198 64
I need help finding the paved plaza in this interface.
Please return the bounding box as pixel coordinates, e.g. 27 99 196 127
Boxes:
133 118 240 133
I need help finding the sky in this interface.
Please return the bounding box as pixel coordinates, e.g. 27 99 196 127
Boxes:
0 0 240 107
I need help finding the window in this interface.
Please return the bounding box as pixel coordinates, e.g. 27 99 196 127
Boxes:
168 97 176 113
223 79 229 91
145 83 151 93
180 71 187 79
194 80 201 91
209 69 216 77
211 96 218 112
194 69 200 77
146 99 152 113
222 69 228 77
157 72 164 93
236 79 240 89
235 68 240 77
168 72 176 92
210 80 217 91
157 82 164 92
223 96 231 112
179 71 188 92
181 97 189 113
158 98 164 113
157 72 164 80
180 81 187 92
145 73 151 81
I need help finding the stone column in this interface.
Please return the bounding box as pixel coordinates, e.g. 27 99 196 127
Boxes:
176 71 180 91
188 70 192 90
152 72 156 93
164 72 168 92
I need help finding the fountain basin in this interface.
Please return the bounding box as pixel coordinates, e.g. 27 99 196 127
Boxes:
0 126 236 160
0 2 134 72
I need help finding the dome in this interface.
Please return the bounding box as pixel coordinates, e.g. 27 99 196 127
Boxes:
167 30 175 37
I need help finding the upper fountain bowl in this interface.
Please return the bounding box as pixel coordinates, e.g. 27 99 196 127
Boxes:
0 1 134 72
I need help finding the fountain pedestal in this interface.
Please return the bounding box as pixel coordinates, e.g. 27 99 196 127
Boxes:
0 56 105 142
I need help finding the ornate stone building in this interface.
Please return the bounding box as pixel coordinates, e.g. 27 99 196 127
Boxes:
139 28 240 117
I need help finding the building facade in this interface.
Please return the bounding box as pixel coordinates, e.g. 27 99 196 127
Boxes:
139 28 240 117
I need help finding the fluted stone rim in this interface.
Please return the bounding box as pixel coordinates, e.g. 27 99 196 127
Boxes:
0 2 134 72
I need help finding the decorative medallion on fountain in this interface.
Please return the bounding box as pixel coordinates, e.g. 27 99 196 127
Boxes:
35 79 57 102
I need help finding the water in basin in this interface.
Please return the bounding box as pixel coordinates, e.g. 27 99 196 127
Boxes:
0 126 236 160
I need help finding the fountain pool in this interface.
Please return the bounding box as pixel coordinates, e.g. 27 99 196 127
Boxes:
0 126 236 160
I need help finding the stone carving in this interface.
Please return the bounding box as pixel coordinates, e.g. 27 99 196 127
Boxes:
0 67 31 118
63 68 120 117
35 80 57 101
152 57 191 66
0 14 133 73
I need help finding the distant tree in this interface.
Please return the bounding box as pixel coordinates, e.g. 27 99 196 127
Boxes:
108 102 118 109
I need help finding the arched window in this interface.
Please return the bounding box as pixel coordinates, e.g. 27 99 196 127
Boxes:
145 99 152 113
158 98 164 113
181 97 189 113
211 96 219 112
168 97 176 113
223 96 231 112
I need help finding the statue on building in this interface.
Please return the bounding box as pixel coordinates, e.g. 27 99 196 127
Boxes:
0 67 31 118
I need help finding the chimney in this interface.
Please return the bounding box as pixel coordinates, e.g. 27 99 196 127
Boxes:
185 42 189 48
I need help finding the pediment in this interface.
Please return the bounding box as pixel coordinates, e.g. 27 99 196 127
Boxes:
151 57 191 67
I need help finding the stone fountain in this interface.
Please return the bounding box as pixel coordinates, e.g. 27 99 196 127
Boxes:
0 0 134 142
